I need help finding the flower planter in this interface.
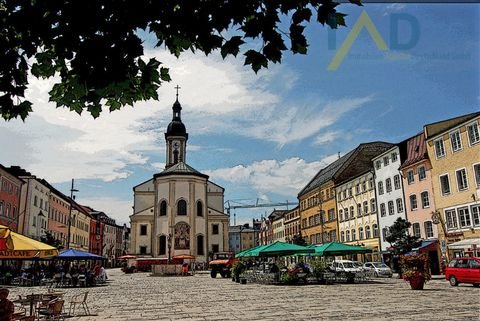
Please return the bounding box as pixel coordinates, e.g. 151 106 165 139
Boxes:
408 276 425 290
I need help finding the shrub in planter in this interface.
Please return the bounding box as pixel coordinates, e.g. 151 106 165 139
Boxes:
281 271 299 285
310 259 328 281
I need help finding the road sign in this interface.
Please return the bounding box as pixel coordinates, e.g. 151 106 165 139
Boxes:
441 240 447 252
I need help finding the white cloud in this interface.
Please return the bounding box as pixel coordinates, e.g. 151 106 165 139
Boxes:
224 96 373 146
1 49 285 183
205 154 340 197
313 131 341 145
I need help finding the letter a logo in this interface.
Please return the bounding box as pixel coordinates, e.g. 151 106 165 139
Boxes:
328 11 388 70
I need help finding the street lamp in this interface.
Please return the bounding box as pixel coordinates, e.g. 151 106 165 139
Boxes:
167 233 172 262
431 210 449 263
66 178 79 250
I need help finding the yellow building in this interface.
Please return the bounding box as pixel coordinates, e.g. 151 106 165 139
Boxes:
69 202 91 251
425 112 480 256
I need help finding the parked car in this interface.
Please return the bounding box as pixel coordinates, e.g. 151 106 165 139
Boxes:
445 257 480 287
362 262 393 278
330 260 363 273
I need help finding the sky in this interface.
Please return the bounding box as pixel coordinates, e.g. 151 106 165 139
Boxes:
1 4 479 226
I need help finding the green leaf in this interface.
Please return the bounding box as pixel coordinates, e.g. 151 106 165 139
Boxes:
160 67 171 82
244 50 268 73
220 36 245 59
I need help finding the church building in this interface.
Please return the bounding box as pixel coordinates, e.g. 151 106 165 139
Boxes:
129 95 229 263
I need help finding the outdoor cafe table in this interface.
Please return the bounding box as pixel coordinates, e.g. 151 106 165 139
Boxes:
14 295 42 316
13 291 65 316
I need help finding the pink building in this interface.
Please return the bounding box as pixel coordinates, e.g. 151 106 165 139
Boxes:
400 133 442 274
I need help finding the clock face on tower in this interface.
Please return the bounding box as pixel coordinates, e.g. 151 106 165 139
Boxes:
173 141 179 150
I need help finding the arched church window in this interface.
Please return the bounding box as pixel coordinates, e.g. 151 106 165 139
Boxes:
159 235 166 255
159 201 167 216
197 235 204 255
177 200 187 216
196 201 203 217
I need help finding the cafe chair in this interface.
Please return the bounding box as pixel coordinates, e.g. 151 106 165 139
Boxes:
38 299 65 321
69 291 90 316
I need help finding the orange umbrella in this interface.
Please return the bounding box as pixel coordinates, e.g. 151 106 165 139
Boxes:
0 225 59 259
173 254 195 260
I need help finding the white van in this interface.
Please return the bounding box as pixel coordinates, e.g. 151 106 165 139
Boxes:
330 260 363 273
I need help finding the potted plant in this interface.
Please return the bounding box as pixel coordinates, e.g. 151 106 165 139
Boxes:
281 271 299 285
231 261 245 283
310 259 328 284
400 253 431 290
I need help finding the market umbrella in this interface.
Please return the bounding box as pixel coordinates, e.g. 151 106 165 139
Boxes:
235 244 267 258
313 242 372 256
0 224 59 259
56 249 106 260
118 255 138 260
251 241 314 257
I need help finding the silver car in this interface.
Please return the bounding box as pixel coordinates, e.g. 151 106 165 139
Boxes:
363 262 393 278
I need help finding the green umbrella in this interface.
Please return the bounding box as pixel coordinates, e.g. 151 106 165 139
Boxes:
255 241 315 257
235 244 266 258
313 242 372 256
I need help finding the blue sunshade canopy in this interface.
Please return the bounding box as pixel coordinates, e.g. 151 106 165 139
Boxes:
57 249 106 260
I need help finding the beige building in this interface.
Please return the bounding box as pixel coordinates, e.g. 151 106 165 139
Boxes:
337 172 380 261
270 210 287 243
229 224 256 253
284 206 300 243
69 202 91 251
425 112 480 256
130 98 229 263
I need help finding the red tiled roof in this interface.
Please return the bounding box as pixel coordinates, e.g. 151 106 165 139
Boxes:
399 132 428 169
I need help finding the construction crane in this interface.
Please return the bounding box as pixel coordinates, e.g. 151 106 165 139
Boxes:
225 199 298 225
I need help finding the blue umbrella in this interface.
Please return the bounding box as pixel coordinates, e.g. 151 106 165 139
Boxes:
57 249 106 260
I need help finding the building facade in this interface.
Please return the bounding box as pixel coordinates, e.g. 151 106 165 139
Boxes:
373 145 408 255
0 165 24 231
69 202 91 251
284 206 300 243
130 98 229 263
47 187 70 249
229 224 257 253
337 172 381 261
425 112 480 257
270 210 287 243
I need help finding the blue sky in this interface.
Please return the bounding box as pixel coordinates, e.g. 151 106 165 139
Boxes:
1 4 478 226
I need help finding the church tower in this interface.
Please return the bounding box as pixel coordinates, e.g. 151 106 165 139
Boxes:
165 87 188 168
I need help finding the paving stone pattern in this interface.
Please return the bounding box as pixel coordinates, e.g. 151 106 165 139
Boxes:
8 269 480 321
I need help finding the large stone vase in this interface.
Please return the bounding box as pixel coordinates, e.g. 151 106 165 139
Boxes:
409 276 425 290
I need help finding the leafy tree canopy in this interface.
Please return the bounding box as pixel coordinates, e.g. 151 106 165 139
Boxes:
0 0 360 121
292 233 307 246
40 231 64 250
385 217 422 256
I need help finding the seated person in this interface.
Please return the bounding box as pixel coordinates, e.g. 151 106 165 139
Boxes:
0 288 14 321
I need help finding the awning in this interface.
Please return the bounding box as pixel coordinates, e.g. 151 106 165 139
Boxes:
0 225 59 259
448 238 480 250
412 240 437 251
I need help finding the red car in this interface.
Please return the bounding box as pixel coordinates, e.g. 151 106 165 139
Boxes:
445 257 480 287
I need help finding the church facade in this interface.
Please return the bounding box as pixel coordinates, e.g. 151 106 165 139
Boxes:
129 97 229 263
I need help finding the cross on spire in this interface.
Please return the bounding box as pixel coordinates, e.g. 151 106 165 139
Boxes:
175 85 181 100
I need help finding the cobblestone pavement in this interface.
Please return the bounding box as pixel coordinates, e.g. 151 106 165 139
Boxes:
8 268 480 321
